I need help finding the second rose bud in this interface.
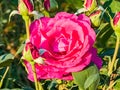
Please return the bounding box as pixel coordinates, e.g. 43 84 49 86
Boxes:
111 12 120 37
89 10 102 27
18 0 34 16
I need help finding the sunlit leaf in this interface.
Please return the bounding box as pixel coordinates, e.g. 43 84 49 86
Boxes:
72 64 100 90
0 54 14 67
15 43 25 56
96 23 114 47
109 0 120 13
84 73 99 89
66 0 83 9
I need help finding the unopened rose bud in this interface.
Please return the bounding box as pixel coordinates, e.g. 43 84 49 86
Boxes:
89 10 102 27
84 0 97 12
44 0 50 11
111 12 120 36
18 0 34 16
44 0 58 12
22 42 39 62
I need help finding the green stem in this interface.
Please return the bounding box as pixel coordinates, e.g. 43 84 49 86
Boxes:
0 66 9 88
30 61 43 90
108 36 120 76
23 16 31 40
30 61 39 90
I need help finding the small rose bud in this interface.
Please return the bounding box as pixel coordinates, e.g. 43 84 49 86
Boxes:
111 12 120 36
44 0 50 11
18 0 34 15
44 0 58 12
89 10 102 27
84 0 97 12
113 12 120 30
22 42 39 62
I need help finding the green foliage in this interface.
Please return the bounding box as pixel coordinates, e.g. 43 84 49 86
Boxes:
66 0 83 10
15 42 25 56
49 0 58 11
0 54 14 67
114 79 120 90
72 64 100 90
96 23 114 48
110 0 120 12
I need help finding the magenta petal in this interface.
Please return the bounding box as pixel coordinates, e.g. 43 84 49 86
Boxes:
91 48 102 69
23 0 34 12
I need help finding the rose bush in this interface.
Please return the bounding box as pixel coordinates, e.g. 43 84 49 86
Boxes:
24 12 102 81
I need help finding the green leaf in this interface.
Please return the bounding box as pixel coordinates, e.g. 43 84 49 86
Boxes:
114 79 120 90
48 80 57 90
22 87 34 90
49 0 58 11
72 64 100 90
103 0 120 13
0 89 23 90
84 73 99 89
66 0 83 9
0 44 4 47
0 54 14 67
9 10 19 22
15 43 25 56
109 0 120 13
96 23 114 47
72 69 87 89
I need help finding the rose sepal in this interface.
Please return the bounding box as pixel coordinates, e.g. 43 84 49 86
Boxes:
22 47 34 62
89 10 102 27
18 0 28 16
75 8 88 15
9 10 19 22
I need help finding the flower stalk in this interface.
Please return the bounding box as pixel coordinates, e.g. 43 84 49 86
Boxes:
22 15 31 40
30 61 43 90
108 36 119 76
30 61 38 90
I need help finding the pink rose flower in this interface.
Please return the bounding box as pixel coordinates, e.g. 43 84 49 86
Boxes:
24 12 102 81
